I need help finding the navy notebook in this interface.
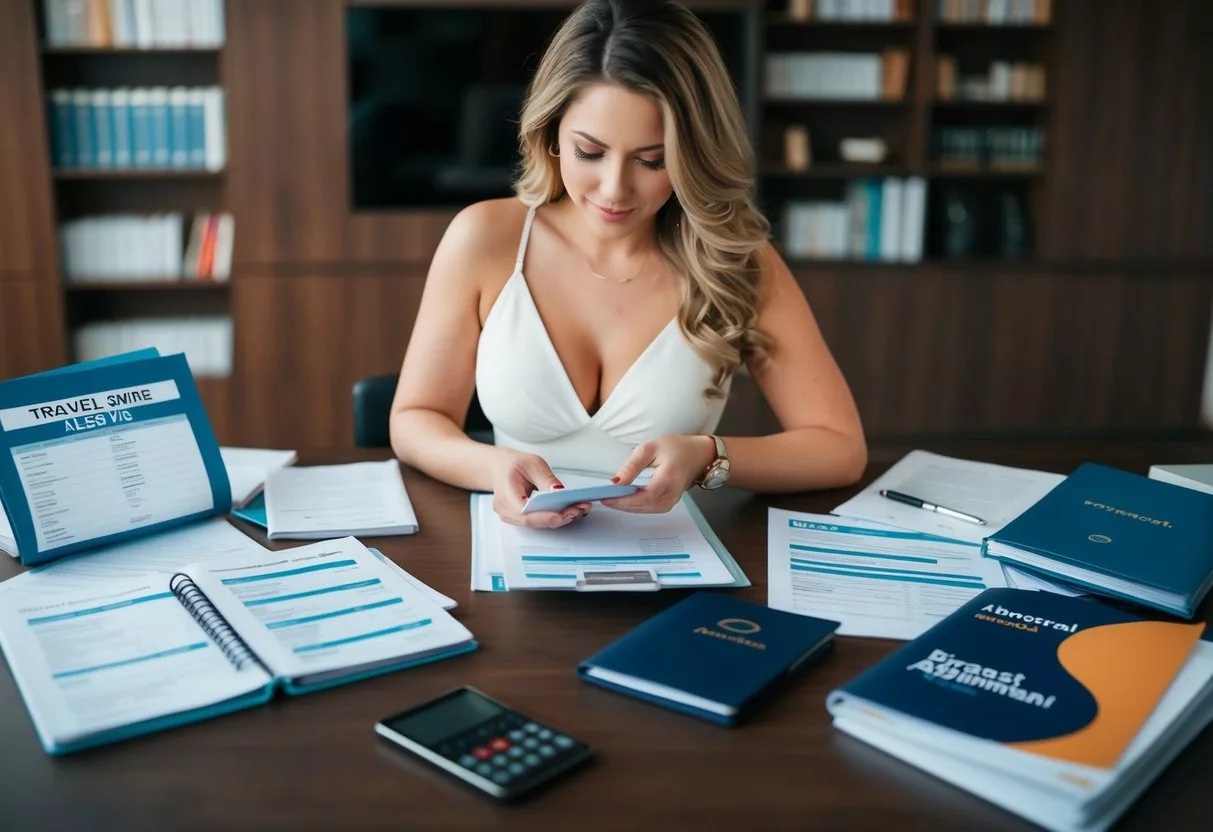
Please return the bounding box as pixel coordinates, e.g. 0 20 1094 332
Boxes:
578 592 839 726
982 462 1213 618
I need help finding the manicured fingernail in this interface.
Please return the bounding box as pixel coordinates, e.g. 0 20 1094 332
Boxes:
610 476 619 483
553 484 564 489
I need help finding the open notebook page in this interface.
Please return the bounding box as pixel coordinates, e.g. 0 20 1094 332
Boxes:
263 460 418 539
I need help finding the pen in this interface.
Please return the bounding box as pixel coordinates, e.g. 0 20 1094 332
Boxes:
879 489 986 526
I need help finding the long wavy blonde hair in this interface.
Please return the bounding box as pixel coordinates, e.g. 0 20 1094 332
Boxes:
514 0 770 395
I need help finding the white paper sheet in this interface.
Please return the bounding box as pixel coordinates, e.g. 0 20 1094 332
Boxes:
263 460 418 539
220 446 297 508
767 509 1006 639
1 518 268 598
832 450 1066 544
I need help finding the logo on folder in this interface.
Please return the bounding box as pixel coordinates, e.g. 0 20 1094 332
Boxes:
1088 534 1112 544
693 618 766 650
717 618 761 635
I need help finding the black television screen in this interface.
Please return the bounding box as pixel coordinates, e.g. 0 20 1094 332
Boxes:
347 5 755 210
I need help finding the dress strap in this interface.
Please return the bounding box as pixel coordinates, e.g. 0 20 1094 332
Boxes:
514 205 539 272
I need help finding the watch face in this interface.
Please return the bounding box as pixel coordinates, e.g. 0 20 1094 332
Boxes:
701 461 729 490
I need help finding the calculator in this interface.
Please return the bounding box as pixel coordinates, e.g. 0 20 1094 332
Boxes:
374 686 593 800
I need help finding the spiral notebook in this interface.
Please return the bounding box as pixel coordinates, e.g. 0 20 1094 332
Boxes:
0 537 476 755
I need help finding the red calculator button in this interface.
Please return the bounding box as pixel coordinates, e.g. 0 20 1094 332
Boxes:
489 738 510 752
473 746 493 760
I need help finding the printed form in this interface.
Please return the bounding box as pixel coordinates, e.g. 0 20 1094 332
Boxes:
768 509 1006 640
189 538 471 682
262 460 418 539
0 380 215 557
0 578 271 747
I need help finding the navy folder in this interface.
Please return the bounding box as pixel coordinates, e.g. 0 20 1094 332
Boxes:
982 462 1213 618
578 592 839 726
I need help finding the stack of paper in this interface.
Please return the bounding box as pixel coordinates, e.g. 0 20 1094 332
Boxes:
220 446 297 508
261 460 418 540
471 472 748 592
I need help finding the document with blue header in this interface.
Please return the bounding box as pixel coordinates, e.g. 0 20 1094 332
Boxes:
767 508 1006 640
0 350 230 566
0 537 476 755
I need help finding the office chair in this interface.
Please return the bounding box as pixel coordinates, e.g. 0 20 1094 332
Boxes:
352 374 494 448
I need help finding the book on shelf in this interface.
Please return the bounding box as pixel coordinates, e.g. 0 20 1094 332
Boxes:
982 463 1213 618
782 176 925 262
60 211 232 282
74 319 233 378
786 0 913 22
0 536 476 755
44 0 226 49
765 52 911 101
828 588 1213 832
49 86 225 172
936 0 1050 24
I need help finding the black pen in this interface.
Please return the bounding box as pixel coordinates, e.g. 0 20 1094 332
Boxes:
879 489 986 526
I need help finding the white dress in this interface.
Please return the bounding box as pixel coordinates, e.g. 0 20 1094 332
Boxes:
475 204 731 475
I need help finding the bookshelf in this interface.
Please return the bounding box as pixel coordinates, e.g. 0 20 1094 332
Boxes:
760 0 1054 263
35 0 233 428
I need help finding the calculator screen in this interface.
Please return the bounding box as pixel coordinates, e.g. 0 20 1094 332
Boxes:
385 689 505 747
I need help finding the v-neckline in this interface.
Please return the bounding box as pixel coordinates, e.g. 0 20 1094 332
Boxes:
509 269 678 421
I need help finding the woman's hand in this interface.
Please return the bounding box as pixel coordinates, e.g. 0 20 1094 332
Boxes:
490 451 591 529
602 435 717 514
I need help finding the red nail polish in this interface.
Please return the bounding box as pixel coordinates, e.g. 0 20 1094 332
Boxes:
610 476 619 483
553 484 564 490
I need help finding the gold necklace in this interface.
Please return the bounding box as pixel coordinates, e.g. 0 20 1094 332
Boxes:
585 250 652 284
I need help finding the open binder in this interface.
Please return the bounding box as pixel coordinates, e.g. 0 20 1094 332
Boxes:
0 537 476 754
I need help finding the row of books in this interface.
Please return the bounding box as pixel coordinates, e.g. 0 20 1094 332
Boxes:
766 50 910 101
935 0 1051 24
43 0 225 48
49 87 226 171
937 58 1047 102
60 212 233 281
935 127 1044 170
74 318 233 377
783 177 927 262
784 0 913 21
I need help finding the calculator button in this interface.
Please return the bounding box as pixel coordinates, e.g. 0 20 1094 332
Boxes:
524 722 541 733
489 738 509 752
508 762 526 776
507 729 525 742
492 754 509 767
538 745 556 758
523 753 541 767
507 747 525 759
537 729 552 741
491 771 511 785
475 763 494 777
553 735 575 749
472 746 492 761
523 737 539 750
458 754 477 768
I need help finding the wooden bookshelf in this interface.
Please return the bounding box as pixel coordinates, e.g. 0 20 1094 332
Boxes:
53 169 224 180
64 280 230 291
41 47 222 55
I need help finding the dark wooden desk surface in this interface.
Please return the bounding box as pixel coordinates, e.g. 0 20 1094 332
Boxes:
1 440 1211 831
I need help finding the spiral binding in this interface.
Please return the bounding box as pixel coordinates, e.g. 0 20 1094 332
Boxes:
170 573 265 673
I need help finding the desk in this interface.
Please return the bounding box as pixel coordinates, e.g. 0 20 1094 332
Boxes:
1 441 1210 831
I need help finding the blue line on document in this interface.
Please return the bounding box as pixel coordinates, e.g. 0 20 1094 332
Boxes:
293 619 432 653
789 544 936 564
787 520 969 545
220 559 357 585
657 571 702 578
525 573 576 580
520 554 690 563
242 578 381 607
52 642 208 679
265 597 403 629
791 564 985 589
27 592 175 625
790 557 978 581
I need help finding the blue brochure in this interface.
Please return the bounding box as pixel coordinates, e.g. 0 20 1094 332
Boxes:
0 350 230 565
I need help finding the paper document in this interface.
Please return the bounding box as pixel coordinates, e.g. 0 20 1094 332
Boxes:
1001 563 1086 597
767 509 1006 639
470 495 508 592
1 518 268 598
0 577 273 747
831 451 1065 544
475 471 743 591
368 547 457 610
1 508 15 557
187 537 472 683
220 447 297 508
262 460 418 539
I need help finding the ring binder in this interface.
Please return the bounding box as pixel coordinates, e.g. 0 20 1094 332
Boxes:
170 573 266 673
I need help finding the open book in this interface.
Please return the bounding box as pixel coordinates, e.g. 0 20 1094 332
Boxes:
0 537 476 755
0 348 230 565
255 460 419 539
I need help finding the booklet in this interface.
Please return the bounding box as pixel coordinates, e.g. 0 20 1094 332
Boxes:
0 349 230 565
261 460 419 539
0 537 476 755
220 447 298 508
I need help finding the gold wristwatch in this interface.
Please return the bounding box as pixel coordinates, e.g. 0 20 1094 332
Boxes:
694 435 730 490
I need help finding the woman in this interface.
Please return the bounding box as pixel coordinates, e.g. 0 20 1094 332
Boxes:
390 0 866 529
